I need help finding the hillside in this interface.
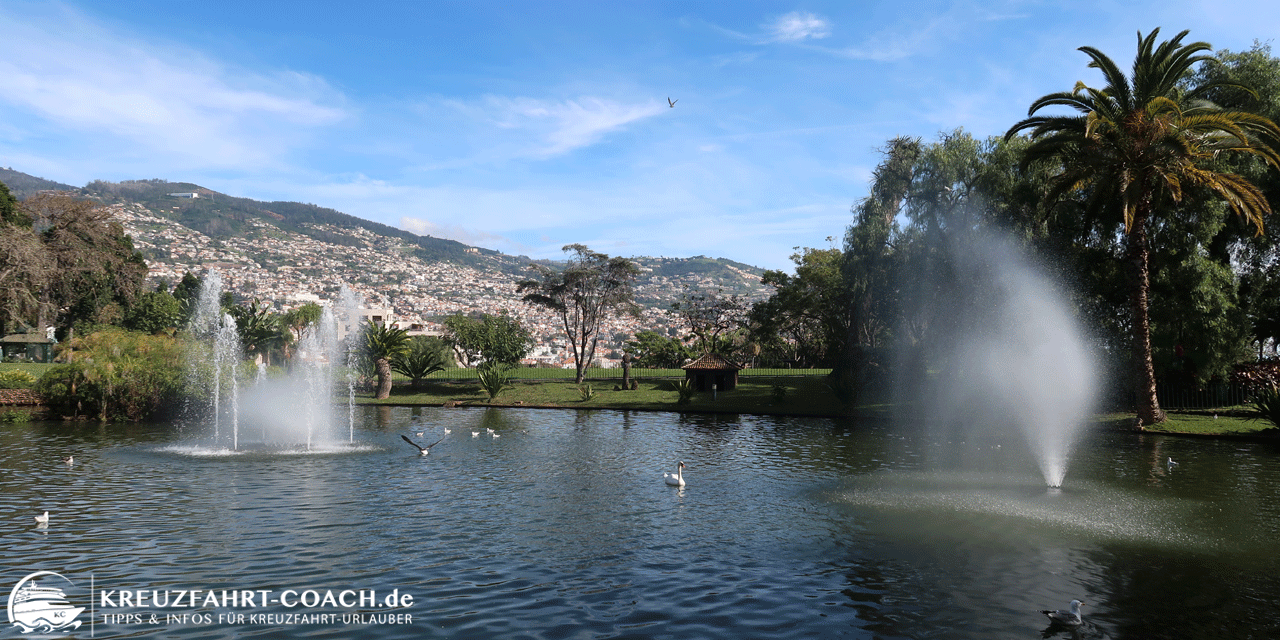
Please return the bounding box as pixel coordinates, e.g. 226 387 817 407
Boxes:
0 168 769 355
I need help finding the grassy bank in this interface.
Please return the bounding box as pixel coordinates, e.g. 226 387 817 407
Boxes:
1095 411 1278 437
358 376 887 418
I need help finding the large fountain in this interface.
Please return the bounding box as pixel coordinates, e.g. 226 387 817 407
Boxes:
896 231 1097 488
180 270 366 453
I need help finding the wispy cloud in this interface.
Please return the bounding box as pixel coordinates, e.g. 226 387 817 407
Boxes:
763 12 832 43
452 95 667 158
0 4 347 171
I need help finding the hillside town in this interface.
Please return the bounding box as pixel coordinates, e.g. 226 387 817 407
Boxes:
108 201 767 368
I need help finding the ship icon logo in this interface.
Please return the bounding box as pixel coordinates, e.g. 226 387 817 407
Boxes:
7 571 84 634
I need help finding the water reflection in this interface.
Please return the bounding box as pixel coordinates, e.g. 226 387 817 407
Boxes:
1 410 1278 639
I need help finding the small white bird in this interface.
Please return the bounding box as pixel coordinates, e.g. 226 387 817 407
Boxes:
472 431 480 438
62 455 74 465
401 434 444 456
414 431 424 437
1168 457 1178 467
1039 599 1085 627
664 461 686 487
443 428 452 435
492 433 500 439
486 428 494 434
34 511 49 525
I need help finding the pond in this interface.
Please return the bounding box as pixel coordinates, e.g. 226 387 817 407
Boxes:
3 407 1279 639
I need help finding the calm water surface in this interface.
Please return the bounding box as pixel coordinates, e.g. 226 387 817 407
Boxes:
2 407 1279 639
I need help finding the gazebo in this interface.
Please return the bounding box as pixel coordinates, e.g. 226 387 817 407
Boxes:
681 353 743 392
1 333 56 363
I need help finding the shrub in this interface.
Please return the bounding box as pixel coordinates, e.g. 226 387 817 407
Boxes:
477 363 512 402
1250 384 1280 429
0 408 32 423
35 328 187 421
674 378 696 406
579 384 594 401
0 370 37 389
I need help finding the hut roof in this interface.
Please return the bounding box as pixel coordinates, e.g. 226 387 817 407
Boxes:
1 333 54 344
681 353 742 371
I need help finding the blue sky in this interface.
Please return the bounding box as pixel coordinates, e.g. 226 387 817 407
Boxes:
1 1 1276 270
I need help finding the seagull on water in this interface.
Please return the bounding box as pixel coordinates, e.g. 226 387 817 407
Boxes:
472 431 480 438
664 461 686 487
62 455 74 465
401 434 445 456
414 430 424 437
1039 599 1085 627
1168 457 1178 468
443 428 451 435
34 511 49 525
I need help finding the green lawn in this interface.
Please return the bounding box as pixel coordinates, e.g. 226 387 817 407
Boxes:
1096 411 1278 436
359 376 880 418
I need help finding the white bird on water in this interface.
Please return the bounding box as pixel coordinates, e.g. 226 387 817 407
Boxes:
664 461 686 487
62 455 73 465
34 511 49 525
1168 457 1178 468
471 431 480 438
1039 599 1085 627
401 434 445 456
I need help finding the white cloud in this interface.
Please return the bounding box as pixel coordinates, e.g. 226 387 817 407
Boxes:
0 4 347 171
764 12 832 43
452 95 667 158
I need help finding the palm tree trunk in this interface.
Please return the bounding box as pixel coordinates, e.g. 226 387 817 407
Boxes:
1128 210 1166 426
375 357 393 399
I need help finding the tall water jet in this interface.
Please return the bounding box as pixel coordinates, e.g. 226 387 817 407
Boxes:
338 284 365 443
184 270 350 452
898 232 1096 488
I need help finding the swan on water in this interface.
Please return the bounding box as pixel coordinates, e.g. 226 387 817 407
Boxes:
664 461 686 487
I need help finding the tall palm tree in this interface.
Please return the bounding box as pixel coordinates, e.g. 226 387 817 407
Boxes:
1006 28 1280 425
362 320 410 399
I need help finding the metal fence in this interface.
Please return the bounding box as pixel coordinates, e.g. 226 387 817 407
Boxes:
393 366 831 383
1155 382 1251 411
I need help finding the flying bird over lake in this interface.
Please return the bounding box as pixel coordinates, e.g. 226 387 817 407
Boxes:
668 97 677 108
1039 599 1085 627
401 434 445 456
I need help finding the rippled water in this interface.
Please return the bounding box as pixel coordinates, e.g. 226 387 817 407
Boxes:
3 407 1279 639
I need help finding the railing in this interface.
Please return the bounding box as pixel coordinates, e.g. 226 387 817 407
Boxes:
393 366 831 382
1156 382 1251 411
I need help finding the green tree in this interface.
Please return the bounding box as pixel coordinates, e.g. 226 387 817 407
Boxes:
361 320 410 399
171 271 203 326
1005 28 1280 425
750 247 850 367
123 290 182 335
442 312 533 368
519 244 640 383
624 330 694 369
0 180 29 227
391 335 452 389
229 300 284 365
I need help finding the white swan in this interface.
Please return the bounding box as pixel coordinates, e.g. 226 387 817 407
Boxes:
664 461 686 487
34 511 49 524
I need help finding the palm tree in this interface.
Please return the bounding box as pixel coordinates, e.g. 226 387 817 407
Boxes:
1006 29 1280 425
362 320 410 399
391 336 450 389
